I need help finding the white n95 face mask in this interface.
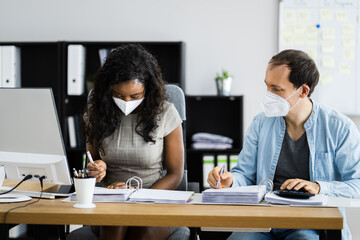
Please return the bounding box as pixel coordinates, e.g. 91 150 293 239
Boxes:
113 97 144 116
261 86 302 117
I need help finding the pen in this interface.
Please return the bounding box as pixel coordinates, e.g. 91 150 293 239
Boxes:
86 151 95 164
73 168 79 178
216 165 225 188
82 154 86 177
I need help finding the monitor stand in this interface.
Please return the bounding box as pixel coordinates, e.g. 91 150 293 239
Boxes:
0 188 32 203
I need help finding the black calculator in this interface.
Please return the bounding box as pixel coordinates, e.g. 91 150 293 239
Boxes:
273 190 315 199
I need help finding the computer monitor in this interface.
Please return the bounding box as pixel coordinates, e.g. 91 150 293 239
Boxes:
0 88 72 185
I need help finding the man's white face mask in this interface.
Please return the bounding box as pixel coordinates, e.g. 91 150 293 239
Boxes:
261 86 302 117
113 97 144 116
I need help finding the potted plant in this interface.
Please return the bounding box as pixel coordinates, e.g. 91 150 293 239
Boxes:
215 70 232 96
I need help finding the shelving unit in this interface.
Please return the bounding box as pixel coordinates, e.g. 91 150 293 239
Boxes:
185 95 243 190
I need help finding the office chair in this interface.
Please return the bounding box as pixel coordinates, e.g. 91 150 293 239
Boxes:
66 85 199 240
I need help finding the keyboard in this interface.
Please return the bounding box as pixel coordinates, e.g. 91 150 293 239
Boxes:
11 190 71 199
0 188 71 199
273 190 315 199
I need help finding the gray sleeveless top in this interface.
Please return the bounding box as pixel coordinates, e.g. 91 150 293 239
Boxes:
99 101 182 188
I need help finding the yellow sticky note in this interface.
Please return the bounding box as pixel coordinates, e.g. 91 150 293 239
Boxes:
320 72 333 85
306 48 317 61
285 10 296 22
298 9 310 22
336 10 348 22
294 35 306 45
320 9 332 21
343 49 355 60
322 41 334 53
282 34 294 46
339 63 351 75
307 34 318 45
343 24 355 35
343 36 355 48
322 28 334 40
322 56 335 68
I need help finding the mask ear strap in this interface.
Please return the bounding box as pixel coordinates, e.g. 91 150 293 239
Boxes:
286 85 303 101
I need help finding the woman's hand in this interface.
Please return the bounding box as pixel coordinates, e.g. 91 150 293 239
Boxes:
280 178 320 194
107 182 128 189
87 160 106 182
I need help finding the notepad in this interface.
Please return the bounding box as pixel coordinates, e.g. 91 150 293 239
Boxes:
202 185 267 204
264 192 328 206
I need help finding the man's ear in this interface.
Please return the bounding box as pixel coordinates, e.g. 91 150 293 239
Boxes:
300 84 310 98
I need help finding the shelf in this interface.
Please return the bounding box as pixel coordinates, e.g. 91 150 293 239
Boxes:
187 148 241 153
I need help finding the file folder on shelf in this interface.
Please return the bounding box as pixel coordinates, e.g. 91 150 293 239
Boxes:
0 46 21 88
67 116 76 148
202 154 215 188
229 154 238 171
67 45 85 95
217 154 228 171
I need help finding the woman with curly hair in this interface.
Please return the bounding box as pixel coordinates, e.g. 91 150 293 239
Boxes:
84 44 184 240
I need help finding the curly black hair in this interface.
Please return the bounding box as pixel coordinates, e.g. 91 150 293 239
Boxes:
84 43 166 153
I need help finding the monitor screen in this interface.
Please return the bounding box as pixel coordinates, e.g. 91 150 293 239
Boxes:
0 88 72 185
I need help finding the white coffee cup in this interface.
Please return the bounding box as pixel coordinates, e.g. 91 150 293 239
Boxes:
73 177 96 208
0 166 5 187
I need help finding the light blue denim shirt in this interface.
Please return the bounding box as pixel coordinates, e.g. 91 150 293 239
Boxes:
231 101 360 239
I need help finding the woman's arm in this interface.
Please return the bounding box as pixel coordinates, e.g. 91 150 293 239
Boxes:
151 125 184 190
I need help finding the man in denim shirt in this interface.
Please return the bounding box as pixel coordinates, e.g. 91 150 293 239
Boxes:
207 49 360 240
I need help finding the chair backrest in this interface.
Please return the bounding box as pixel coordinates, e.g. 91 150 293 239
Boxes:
165 84 186 121
164 84 189 191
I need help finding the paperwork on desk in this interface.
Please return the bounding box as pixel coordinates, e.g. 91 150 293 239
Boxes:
202 185 266 204
63 187 194 204
264 192 328 206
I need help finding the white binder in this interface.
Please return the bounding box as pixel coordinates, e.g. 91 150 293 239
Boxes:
202 154 215 189
67 45 85 95
67 116 77 148
0 46 21 88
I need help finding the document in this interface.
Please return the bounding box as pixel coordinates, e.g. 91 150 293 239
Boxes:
202 185 266 204
128 189 194 203
63 187 194 204
64 187 135 202
264 192 327 206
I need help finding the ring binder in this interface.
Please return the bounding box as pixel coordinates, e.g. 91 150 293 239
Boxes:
125 176 143 189
258 178 274 192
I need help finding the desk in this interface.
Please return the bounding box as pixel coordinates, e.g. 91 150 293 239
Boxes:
0 181 343 239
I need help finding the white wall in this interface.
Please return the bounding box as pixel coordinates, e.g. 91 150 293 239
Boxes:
1 0 359 238
0 0 278 132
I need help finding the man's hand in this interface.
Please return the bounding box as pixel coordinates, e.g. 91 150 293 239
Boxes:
87 160 106 182
280 178 320 194
207 166 233 189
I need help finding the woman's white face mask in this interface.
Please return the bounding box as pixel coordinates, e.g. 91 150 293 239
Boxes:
261 86 302 117
113 97 144 116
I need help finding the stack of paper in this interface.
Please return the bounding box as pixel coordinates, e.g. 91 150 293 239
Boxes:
202 185 266 204
63 188 195 204
66 187 135 203
264 192 328 206
128 189 194 203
